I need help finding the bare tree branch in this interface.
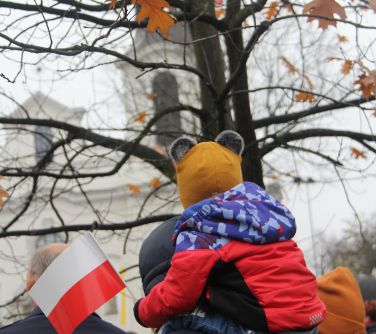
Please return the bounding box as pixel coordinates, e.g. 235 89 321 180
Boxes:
261 128 376 156
0 214 177 238
254 97 376 129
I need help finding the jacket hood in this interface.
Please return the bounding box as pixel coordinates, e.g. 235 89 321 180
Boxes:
173 182 296 246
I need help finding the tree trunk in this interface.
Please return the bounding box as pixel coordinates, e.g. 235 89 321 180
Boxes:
189 0 232 139
224 1 265 187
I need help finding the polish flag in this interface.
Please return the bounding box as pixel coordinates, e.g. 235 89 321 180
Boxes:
29 233 125 334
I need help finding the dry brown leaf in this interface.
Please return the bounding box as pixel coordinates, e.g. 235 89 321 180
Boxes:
327 57 353 76
337 34 348 43
355 71 376 99
265 1 279 20
295 92 316 103
146 92 157 100
149 177 161 189
281 57 314 89
108 0 176 36
303 0 347 30
132 0 176 38
215 7 225 19
109 0 116 9
342 60 353 75
127 184 141 193
372 108 376 118
282 3 294 13
0 178 8 209
280 56 300 75
303 74 314 90
351 147 367 159
326 56 343 62
134 111 148 123
369 0 376 12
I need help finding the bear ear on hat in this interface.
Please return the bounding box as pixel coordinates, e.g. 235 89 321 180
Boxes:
215 130 244 155
169 137 197 163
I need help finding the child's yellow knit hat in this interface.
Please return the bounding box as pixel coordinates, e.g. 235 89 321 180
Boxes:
169 131 244 208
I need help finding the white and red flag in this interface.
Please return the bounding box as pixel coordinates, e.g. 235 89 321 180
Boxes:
29 233 125 334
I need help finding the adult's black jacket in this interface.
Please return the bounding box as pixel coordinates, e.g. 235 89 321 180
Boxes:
139 216 179 295
0 308 128 334
139 216 206 334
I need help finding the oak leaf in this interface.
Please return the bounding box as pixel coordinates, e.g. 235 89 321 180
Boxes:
282 3 294 13
351 147 367 159
132 0 176 38
215 7 225 19
280 56 300 75
149 177 161 188
369 0 376 12
127 184 141 193
265 1 279 20
134 111 148 123
303 0 347 30
327 57 353 76
295 92 316 103
303 74 314 90
337 34 348 43
0 177 8 209
355 71 376 99
110 0 117 8
342 60 353 75
146 92 157 100
280 57 314 89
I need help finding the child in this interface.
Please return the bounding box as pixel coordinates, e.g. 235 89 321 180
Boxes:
134 131 325 334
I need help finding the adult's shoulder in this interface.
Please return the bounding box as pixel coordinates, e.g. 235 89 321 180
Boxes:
76 314 127 333
139 216 180 294
0 308 53 333
140 216 179 261
0 309 128 334
142 216 179 247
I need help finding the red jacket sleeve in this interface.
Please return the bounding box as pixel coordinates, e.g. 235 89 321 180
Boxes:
135 248 220 328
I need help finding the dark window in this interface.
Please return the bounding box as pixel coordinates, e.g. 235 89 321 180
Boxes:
34 125 53 165
152 72 182 151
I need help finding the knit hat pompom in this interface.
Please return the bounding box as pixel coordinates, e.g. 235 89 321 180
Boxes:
169 130 244 208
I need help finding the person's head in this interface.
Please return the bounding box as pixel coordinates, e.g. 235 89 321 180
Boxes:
358 273 376 322
169 130 244 208
317 266 367 334
26 243 68 292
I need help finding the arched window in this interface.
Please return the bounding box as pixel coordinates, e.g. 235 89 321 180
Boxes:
152 72 182 151
34 125 53 165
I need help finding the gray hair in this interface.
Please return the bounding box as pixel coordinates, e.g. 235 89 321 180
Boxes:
29 245 64 278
